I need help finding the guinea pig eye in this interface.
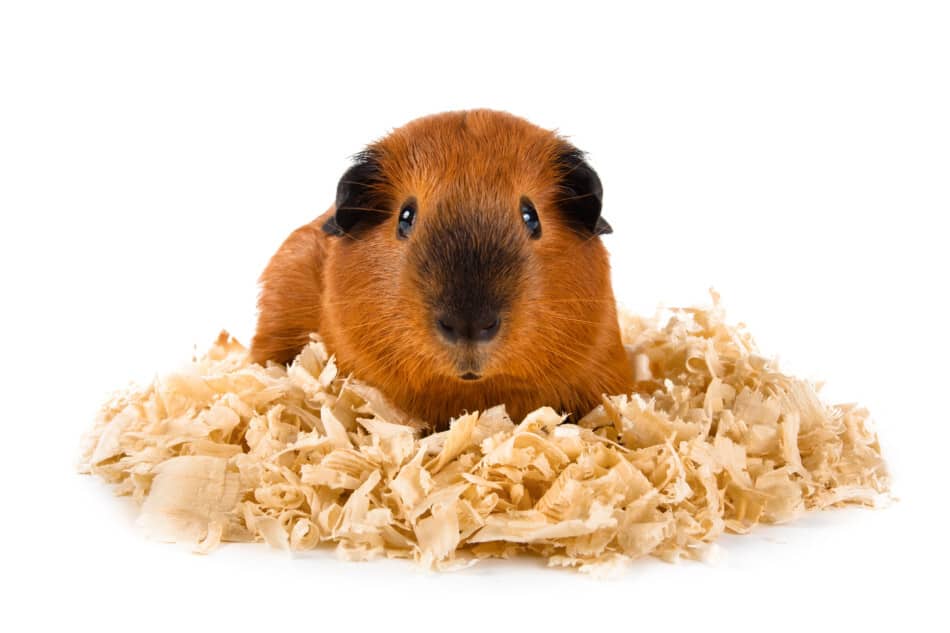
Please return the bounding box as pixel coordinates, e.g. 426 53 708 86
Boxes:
520 198 541 239
397 199 416 239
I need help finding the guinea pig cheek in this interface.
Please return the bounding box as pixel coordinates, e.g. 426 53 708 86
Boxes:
488 258 545 371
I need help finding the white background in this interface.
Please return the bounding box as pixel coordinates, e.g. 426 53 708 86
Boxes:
1 1 947 631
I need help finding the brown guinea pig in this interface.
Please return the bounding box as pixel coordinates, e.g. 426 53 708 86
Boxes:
250 109 634 429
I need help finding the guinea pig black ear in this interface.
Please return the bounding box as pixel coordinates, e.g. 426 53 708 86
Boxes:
555 147 612 236
322 150 388 237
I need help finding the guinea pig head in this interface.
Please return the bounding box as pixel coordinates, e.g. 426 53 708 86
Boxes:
319 110 624 423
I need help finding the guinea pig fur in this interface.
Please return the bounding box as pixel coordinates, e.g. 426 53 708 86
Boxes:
251 109 634 430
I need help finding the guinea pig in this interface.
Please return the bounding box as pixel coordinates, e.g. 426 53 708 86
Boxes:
250 109 634 429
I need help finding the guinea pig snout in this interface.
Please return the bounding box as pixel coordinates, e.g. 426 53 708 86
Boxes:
435 310 501 344
411 210 524 364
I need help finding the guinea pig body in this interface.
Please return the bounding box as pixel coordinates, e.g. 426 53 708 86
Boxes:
251 110 634 429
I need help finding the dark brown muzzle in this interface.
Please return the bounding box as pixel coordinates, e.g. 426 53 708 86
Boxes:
410 206 525 358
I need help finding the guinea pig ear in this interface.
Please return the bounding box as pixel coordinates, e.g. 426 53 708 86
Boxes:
322 150 388 237
555 147 612 236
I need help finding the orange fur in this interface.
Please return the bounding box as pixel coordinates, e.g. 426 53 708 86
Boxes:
251 110 634 429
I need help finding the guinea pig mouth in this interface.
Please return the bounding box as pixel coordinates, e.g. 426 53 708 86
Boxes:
445 353 488 381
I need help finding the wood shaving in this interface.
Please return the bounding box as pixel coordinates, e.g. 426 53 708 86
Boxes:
79 295 890 571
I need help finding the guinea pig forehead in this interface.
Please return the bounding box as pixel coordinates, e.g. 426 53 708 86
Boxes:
375 130 564 206
380 166 519 214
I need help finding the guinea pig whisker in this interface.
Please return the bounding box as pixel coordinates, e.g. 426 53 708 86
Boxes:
519 331 605 376
251 332 313 342
566 227 605 245
505 350 571 404
558 157 588 177
336 340 409 373
528 341 599 373
252 305 321 316
334 322 402 342
520 305 617 318
538 336 601 361
335 206 392 215
339 231 369 242
332 312 406 330
334 324 435 359
521 298 617 305
334 330 401 351
354 350 405 375
553 191 598 203
317 297 402 310
521 302 615 312
525 310 608 328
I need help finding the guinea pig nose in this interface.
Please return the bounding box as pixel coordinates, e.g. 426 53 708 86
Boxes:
435 312 501 344
473 314 501 342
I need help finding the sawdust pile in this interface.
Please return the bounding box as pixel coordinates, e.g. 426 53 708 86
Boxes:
79 297 889 571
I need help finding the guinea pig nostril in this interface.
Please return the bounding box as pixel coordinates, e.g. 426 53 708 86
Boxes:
436 317 459 342
476 316 501 342
436 312 500 344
